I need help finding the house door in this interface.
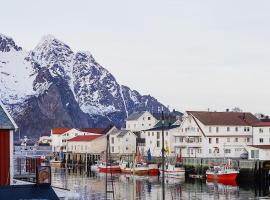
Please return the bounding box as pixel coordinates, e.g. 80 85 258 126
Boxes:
0 130 10 185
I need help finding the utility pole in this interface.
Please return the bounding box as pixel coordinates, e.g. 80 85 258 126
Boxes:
161 110 165 200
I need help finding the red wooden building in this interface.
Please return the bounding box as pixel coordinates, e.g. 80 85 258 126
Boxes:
0 101 17 186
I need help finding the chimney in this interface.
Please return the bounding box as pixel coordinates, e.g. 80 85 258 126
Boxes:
226 109 229 112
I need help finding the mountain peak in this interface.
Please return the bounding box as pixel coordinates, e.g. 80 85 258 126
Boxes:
0 33 22 52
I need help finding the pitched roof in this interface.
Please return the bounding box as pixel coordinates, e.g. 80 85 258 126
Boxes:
68 135 102 142
154 119 177 128
145 125 180 131
117 130 131 138
126 111 147 121
253 122 270 127
79 128 106 134
187 111 259 126
0 101 17 129
51 128 72 135
247 145 270 149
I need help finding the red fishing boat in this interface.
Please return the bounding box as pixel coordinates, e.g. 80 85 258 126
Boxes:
206 160 239 181
148 163 159 176
98 161 121 173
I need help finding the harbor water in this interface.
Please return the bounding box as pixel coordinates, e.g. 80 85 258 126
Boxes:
51 167 270 200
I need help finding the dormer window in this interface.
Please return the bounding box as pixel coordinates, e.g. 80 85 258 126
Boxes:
148 117 151 120
216 127 219 133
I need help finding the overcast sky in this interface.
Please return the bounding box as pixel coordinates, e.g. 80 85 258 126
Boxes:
1 0 270 114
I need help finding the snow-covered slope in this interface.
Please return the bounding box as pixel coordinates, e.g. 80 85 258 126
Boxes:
0 34 169 138
0 34 37 104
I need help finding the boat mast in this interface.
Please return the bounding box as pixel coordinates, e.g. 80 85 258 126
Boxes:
161 110 165 200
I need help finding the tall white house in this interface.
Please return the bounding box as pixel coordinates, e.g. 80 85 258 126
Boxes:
126 111 158 132
173 111 260 158
246 121 270 160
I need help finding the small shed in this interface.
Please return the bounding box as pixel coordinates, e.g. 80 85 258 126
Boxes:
0 101 18 186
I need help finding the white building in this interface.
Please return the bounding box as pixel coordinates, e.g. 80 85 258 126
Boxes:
173 111 260 158
246 121 270 160
143 125 180 157
110 130 137 155
67 135 106 154
51 128 105 152
126 111 158 132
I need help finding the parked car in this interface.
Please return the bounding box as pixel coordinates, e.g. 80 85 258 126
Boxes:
240 152 248 159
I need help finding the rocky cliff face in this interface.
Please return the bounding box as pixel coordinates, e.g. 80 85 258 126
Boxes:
0 34 169 139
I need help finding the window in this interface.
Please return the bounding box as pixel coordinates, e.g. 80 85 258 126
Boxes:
157 132 160 139
180 137 184 142
111 146 114 153
227 127 230 132
111 137 114 144
260 138 264 143
143 117 145 120
227 138 230 142
126 138 128 142
148 132 150 136
247 138 250 142
235 127 238 132
157 141 160 147
209 149 212 154
199 137 202 142
126 146 129 151
148 117 151 120
235 138 238 142
209 138 212 144
224 149 231 154
251 150 259 159
152 132 154 136
175 137 180 143
142 123 144 126
259 128 263 133
216 127 219 133
209 127 212 133
216 138 219 143
190 149 193 155
197 128 199 132
149 124 151 126
244 127 250 132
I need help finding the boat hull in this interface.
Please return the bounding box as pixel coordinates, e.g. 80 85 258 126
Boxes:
206 173 238 181
148 168 159 176
99 167 121 173
121 168 149 175
160 169 185 177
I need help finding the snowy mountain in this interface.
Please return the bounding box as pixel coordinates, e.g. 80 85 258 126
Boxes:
0 34 170 138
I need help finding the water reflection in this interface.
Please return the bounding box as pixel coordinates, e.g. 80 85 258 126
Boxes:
51 167 270 200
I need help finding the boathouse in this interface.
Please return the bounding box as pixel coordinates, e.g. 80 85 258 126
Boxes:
0 101 18 186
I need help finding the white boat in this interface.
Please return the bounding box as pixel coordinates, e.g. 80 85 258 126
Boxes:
90 161 100 172
160 162 185 178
